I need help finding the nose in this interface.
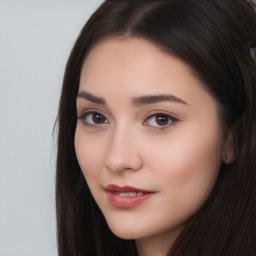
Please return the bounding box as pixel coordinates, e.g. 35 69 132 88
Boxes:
104 125 143 173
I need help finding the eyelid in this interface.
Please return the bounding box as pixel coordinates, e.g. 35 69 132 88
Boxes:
77 109 180 130
77 105 112 119
144 112 180 130
77 110 109 126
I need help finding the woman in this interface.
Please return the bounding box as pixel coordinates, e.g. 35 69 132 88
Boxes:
56 0 256 255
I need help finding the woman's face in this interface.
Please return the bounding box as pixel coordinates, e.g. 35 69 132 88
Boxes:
75 38 227 244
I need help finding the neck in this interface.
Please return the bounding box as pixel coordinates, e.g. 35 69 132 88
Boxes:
136 228 182 256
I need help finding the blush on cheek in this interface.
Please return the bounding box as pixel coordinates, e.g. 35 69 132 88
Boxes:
74 131 93 177
153 135 222 216
76 150 100 180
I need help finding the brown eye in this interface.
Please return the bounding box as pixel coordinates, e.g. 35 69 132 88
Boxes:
79 112 109 125
144 113 177 129
155 115 169 126
92 113 106 124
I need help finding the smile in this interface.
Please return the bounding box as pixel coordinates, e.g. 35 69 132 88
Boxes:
105 184 155 208
113 192 143 196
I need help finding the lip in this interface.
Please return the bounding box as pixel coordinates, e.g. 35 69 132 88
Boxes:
105 184 155 208
105 184 153 193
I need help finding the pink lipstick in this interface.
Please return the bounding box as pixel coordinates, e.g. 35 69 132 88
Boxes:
105 184 154 208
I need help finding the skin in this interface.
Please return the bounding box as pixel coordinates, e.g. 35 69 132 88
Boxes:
74 37 231 256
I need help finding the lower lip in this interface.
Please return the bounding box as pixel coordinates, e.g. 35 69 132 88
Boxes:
106 191 152 208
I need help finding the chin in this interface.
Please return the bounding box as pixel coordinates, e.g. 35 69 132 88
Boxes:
108 225 140 240
105 219 143 240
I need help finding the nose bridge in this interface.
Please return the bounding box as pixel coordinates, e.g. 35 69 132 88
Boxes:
105 121 142 173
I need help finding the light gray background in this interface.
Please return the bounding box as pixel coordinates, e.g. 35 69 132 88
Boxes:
0 1 103 255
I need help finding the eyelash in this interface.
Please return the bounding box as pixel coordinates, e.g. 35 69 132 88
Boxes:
77 111 179 130
78 111 109 126
144 113 179 130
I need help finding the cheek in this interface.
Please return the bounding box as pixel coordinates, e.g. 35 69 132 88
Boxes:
145 127 223 213
74 128 105 180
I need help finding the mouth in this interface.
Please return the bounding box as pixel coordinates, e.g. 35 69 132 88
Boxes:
105 184 155 208
113 191 145 197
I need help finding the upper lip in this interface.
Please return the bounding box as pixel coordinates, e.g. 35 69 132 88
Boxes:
105 184 154 193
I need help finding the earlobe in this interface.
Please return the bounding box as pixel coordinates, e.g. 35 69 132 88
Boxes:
222 132 235 164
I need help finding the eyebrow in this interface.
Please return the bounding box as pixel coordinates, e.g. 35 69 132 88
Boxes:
132 94 189 106
77 91 106 105
77 91 189 106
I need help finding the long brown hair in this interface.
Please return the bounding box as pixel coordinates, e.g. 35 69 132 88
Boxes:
56 0 256 255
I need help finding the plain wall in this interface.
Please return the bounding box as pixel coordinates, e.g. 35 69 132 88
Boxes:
0 1 103 255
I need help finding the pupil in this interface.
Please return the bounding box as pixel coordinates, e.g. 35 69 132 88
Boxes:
156 115 168 125
93 113 104 123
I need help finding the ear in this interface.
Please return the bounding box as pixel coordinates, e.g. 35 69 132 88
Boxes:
222 131 235 164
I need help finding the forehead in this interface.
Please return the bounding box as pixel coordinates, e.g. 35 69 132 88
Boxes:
79 37 217 110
